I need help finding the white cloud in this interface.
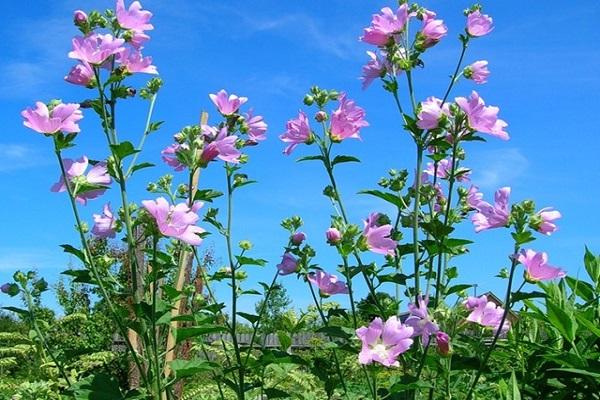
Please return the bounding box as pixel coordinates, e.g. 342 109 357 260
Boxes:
469 147 529 190
0 144 52 172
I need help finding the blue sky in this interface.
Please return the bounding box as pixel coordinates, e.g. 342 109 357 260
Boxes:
1 0 599 314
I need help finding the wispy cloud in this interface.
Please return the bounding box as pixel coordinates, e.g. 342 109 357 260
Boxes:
0 144 52 172
240 13 358 59
469 147 529 190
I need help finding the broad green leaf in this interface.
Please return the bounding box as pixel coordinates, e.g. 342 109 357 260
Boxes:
359 189 404 209
296 155 324 163
169 359 218 382
129 162 154 175
110 141 138 160
445 284 472 296
69 373 125 400
193 189 223 203
545 300 577 342
331 155 360 166
175 325 226 343
235 256 267 267
237 312 259 324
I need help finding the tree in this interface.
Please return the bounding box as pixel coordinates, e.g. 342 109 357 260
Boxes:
255 283 292 334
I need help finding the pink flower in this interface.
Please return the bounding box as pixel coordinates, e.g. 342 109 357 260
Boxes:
116 0 154 32
363 213 396 256
65 62 94 87
405 295 439 346
118 48 158 74
201 126 241 164
470 187 511 232
22 102 83 135
92 203 117 238
329 93 369 141
455 91 508 140
307 270 349 296
361 51 387 90
51 156 112 205
467 10 494 37
423 158 470 182
280 111 312 155
435 332 451 355
326 228 342 245
536 207 561 235
291 232 306 245
467 185 484 209
244 109 267 143
276 253 298 275
361 5 409 46
209 89 247 116
464 60 490 84
419 10 447 48
356 316 414 367
142 197 204 246
161 144 186 171
518 249 566 282
464 295 510 334
417 96 448 130
68 34 125 65
73 10 87 25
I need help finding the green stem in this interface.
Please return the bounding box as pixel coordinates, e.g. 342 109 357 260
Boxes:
126 93 158 178
306 280 349 398
53 144 150 391
150 237 163 399
22 287 72 385
224 166 245 400
441 40 468 105
413 146 424 303
243 271 279 367
465 244 520 400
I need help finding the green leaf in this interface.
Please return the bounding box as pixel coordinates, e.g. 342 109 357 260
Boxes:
169 359 218 382
359 189 404 209
545 300 577 342
175 325 226 344
110 141 138 160
193 189 223 203
129 162 154 175
276 330 292 350
2 306 30 317
510 291 545 303
511 231 535 246
511 371 521 400
296 155 324 163
235 256 267 267
61 269 95 285
69 373 125 400
584 246 600 284
445 284 472 296
60 244 86 263
147 120 164 133
565 276 594 302
377 273 409 285
547 368 600 379
237 312 259 324
331 155 360 166
574 312 600 338
315 326 353 340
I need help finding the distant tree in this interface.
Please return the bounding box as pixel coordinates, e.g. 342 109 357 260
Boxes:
356 292 397 323
255 283 292 334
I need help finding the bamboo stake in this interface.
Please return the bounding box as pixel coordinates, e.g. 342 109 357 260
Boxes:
163 111 208 382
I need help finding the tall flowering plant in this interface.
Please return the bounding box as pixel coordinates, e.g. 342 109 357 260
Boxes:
2 1 583 400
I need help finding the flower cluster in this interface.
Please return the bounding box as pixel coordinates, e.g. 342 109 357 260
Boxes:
161 90 267 172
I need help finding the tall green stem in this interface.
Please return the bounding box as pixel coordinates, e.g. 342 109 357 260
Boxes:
465 244 520 400
224 166 245 400
53 144 150 391
412 146 424 304
22 287 72 385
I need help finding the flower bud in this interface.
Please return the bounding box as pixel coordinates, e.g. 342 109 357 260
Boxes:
436 331 452 356
291 232 306 245
146 182 158 192
239 240 252 250
74 10 88 25
303 95 315 106
326 228 342 245
315 111 328 122
1 283 10 294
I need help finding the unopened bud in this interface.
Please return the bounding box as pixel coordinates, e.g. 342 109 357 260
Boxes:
74 10 88 25
315 111 327 122
291 232 306 245
325 228 342 245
